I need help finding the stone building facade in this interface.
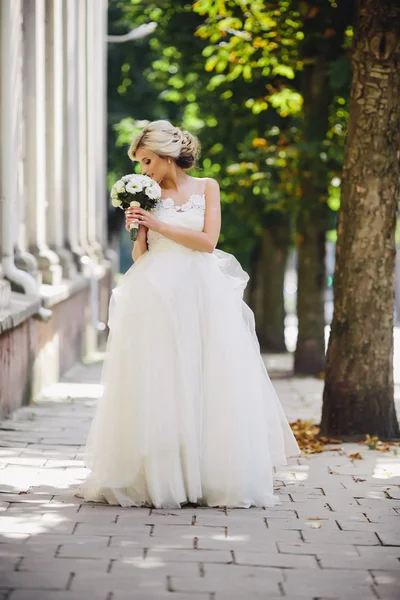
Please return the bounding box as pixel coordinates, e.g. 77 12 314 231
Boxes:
0 0 114 418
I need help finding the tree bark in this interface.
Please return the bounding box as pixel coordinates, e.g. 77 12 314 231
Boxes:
295 53 330 375
320 0 400 439
295 202 328 374
295 0 355 375
250 215 289 353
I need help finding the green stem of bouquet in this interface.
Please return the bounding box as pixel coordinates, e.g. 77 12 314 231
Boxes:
130 224 139 242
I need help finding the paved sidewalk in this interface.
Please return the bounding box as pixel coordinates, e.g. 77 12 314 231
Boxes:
0 356 399 600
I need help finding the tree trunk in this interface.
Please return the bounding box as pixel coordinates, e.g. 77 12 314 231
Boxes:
295 202 328 374
320 0 400 439
295 53 330 375
250 215 289 353
295 0 355 375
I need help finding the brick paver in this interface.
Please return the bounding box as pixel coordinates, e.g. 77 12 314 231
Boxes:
0 356 399 599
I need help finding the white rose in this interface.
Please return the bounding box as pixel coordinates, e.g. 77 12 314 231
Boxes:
115 180 125 193
145 185 160 200
152 181 161 195
146 180 161 195
111 197 122 207
127 174 148 186
126 180 143 193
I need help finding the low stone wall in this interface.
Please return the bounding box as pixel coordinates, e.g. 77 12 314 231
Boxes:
0 268 113 419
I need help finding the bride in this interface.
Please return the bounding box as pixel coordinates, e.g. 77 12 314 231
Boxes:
81 120 300 509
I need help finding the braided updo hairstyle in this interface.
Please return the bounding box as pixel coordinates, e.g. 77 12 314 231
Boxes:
128 120 201 170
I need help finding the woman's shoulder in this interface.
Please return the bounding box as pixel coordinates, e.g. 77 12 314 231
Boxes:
190 176 220 193
204 178 220 199
200 178 220 210
205 178 219 192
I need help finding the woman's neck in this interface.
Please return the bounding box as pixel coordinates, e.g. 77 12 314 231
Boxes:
160 166 189 192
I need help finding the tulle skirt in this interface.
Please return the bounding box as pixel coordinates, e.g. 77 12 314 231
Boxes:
81 246 300 508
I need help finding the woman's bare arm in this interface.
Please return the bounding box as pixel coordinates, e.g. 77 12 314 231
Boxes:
125 213 148 261
132 233 147 261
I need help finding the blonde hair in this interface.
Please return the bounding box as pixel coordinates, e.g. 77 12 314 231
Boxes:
128 120 201 170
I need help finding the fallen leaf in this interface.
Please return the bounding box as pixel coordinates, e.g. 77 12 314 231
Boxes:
362 434 400 452
289 419 324 454
349 452 363 460
364 434 379 450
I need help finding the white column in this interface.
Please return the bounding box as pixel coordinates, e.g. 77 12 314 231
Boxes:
86 0 105 259
0 0 20 305
45 0 76 279
0 0 40 289
96 0 109 252
78 0 88 255
22 0 62 285
1 0 42 296
65 0 86 269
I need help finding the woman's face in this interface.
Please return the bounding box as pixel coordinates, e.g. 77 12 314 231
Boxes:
135 149 168 184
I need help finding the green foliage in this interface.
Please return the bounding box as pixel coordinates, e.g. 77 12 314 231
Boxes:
107 0 354 267
192 0 353 222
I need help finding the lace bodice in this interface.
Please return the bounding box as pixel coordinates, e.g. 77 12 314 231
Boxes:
157 193 206 216
147 193 206 253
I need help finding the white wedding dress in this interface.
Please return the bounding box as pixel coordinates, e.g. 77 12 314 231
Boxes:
81 191 300 508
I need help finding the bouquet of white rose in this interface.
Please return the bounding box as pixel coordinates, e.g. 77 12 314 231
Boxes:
110 174 161 241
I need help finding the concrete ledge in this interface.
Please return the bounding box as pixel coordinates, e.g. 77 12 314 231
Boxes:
0 275 92 334
0 264 109 334
40 265 108 309
0 292 41 335
40 275 90 308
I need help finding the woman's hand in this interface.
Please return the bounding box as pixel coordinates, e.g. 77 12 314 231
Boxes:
125 210 148 243
127 207 162 233
125 209 138 232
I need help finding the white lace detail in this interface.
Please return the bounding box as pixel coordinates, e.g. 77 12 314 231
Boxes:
156 193 206 216
147 193 206 254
